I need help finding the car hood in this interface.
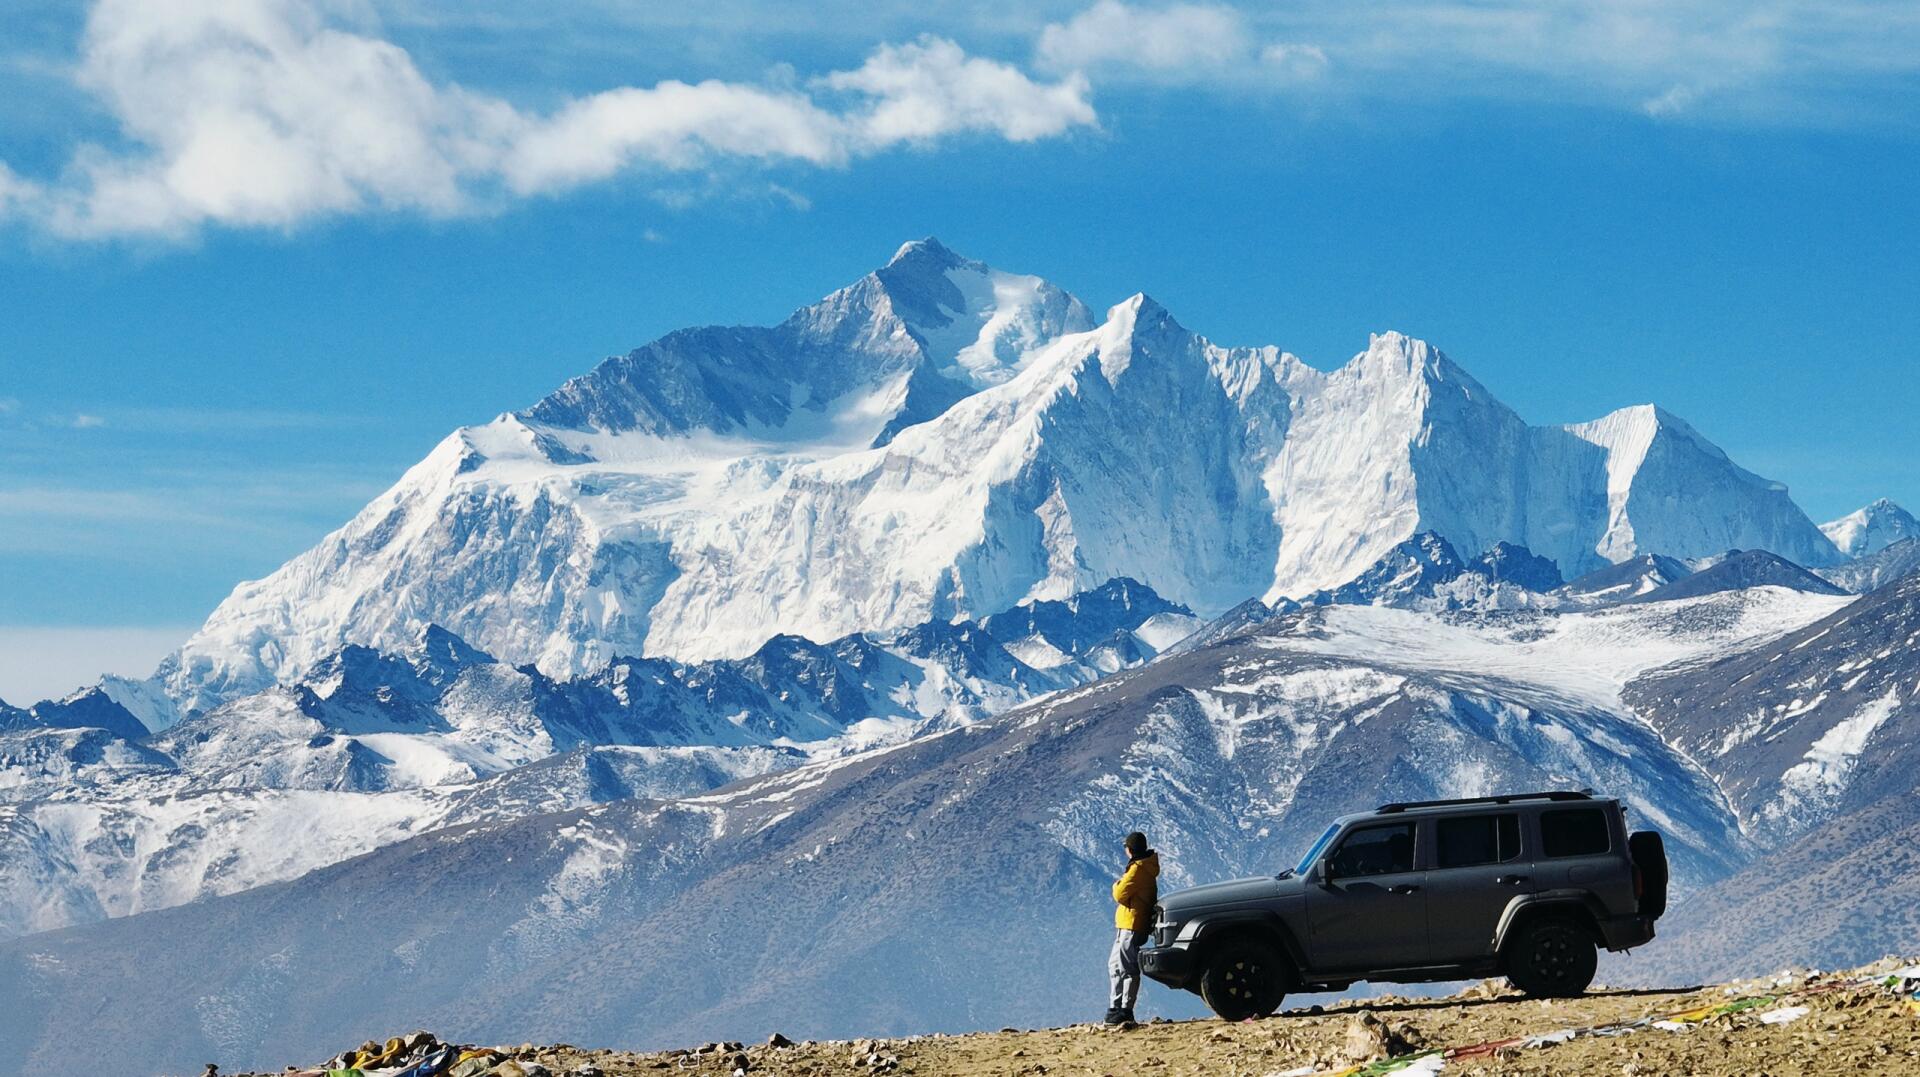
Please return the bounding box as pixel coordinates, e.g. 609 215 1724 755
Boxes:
1160 874 1297 912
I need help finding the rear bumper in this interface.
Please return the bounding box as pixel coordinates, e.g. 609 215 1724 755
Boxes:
1139 943 1200 990
1597 913 1657 952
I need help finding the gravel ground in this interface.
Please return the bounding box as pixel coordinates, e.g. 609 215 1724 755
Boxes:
250 957 1920 1077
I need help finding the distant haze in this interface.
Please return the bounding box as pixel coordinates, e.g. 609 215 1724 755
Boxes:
0 626 186 705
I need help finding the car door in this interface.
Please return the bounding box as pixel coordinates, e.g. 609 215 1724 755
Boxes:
1530 805 1624 899
1306 821 1428 971
1422 811 1532 963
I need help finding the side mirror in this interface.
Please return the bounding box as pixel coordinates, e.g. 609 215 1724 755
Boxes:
1316 860 1337 886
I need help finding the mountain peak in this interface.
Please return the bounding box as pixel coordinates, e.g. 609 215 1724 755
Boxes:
886 236 964 268
1822 497 1919 558
1350 331 1463 384
1105 291 1169 324
870 241 1094 390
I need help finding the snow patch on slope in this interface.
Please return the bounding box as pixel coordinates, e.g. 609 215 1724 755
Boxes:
1265 587 1852 710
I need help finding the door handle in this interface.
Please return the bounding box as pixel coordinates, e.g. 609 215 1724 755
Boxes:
1388 884 1420 894
1496 875 1528 886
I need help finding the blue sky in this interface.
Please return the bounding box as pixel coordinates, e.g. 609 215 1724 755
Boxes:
2 1 1918 702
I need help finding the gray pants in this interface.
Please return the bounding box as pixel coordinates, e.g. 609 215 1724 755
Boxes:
1108 928 1144 1011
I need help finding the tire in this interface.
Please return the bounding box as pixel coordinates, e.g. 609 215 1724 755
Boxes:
1629 830 1669 919
1199 935 1288 1021
1504 917 1597 998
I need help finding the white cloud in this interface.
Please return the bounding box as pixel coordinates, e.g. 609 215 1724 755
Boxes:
1036 1 1330 89
1037 1 1256 77
824 37 1097 145
500 80 844 194
0 625 191 706
70 414 107 429
4 1 1096 240
1259 42 1330 82
0 162 34 219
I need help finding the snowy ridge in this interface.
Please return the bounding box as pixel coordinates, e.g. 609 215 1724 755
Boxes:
1817 537 1920 594
0 579 1184 938
1820 498 1919 559
158 241 1842 713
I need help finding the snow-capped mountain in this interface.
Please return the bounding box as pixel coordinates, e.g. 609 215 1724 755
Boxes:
1624 548 1846 604
156 240 1841 716
1556 552 1695 604
1297 532 1564 611
0 580 1192 939
0 687 149 742
0 582 1866 1077
1820 497 1919 558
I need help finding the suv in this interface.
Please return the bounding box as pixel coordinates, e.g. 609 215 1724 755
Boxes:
1139 791 1668 1020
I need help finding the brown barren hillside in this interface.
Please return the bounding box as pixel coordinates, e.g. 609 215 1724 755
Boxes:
237 957 1920 1077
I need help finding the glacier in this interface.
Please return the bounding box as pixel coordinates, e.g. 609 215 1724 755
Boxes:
154 239 1842 717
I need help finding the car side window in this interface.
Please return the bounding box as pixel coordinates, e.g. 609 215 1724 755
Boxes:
1540 808 1610 857
1435 813 1521 869
1326 823 1417 878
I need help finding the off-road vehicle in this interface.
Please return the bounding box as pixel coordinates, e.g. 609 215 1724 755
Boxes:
1139 791 1668 1020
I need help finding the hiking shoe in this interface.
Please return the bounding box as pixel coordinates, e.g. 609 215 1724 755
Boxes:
1102 1007 1126 1025
1120 1008 1137 1024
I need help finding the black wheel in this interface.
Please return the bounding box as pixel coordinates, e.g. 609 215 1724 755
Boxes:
1504 918 1597 998
1199 936 1288 1020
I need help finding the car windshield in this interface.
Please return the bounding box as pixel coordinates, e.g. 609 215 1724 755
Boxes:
1289 824 1341 877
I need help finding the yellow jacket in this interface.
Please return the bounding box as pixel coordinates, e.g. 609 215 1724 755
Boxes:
1112 851 1160 931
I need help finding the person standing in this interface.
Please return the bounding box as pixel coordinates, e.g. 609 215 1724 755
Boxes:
1106 830 1160 1025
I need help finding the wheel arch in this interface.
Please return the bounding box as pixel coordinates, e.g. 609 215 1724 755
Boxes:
1493 892 1606 953
1189 910 1307 973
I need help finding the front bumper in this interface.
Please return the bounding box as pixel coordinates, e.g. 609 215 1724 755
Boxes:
1139 943 1199 990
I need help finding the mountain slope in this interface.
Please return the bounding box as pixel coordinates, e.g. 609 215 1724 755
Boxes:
1817 536 1920 594
1620 792 1920 985
1624 571 1919 842
0 588 1852 1076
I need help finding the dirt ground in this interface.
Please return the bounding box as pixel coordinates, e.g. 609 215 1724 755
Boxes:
262 957 1920 1077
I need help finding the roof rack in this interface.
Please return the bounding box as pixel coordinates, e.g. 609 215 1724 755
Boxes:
1375 790 1594 813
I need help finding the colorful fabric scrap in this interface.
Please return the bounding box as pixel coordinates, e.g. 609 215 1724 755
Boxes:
1757 1005 1809 1025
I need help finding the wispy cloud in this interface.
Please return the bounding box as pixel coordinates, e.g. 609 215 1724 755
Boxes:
1032 1 1920 120
1037 1 1328 86
0 0 1095 241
